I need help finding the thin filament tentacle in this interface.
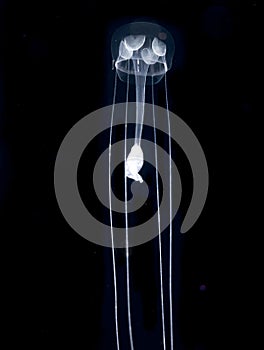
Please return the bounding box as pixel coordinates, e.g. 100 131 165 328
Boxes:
152 76 167 350
108 71 120 350
124 62 135 350
165 72 174 350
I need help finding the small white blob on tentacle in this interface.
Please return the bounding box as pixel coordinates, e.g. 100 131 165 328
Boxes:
124 35 146 51
152 37 167 56
125 144 144 183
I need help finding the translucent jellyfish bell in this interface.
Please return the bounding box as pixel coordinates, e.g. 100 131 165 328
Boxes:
111 22 175 85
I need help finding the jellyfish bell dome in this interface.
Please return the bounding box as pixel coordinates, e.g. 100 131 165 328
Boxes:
111 22 175 84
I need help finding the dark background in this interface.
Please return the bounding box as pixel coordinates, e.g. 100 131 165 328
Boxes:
1 1 256 349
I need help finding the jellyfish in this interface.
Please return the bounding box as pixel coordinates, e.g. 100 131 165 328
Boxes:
109 22 175 350
52 18 208 349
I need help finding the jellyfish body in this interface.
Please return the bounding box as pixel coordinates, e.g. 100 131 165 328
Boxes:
112 22 174 184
